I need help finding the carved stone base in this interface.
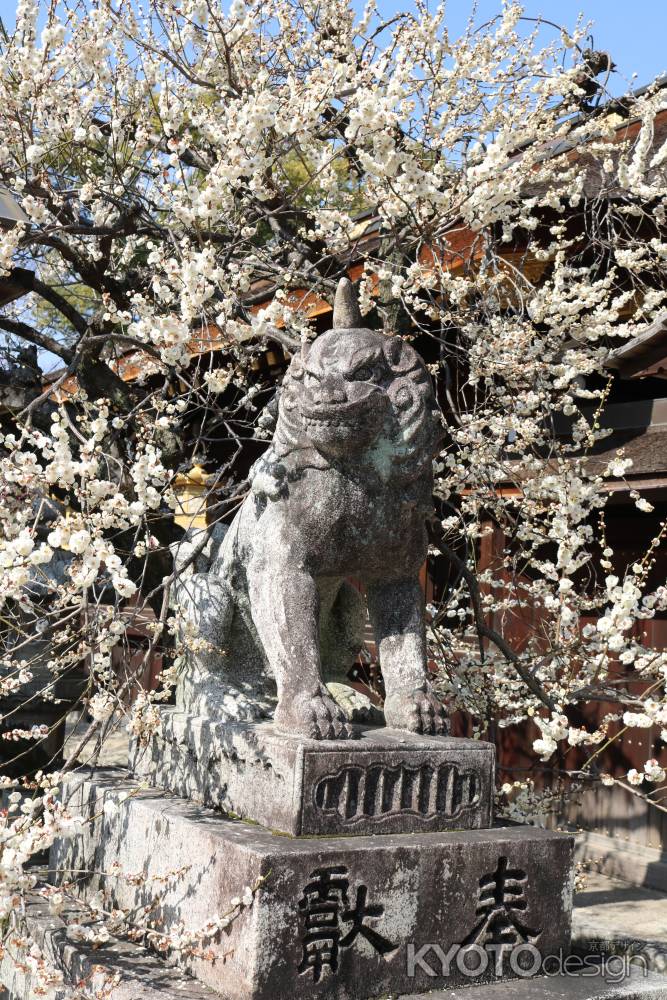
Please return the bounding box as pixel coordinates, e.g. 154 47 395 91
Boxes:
6 887 667 1000
51 771 574 1000
129 708 496 836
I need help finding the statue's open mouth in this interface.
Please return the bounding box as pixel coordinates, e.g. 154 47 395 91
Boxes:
301 394 383 427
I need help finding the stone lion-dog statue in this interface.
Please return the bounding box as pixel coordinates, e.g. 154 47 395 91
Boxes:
174 278 447 740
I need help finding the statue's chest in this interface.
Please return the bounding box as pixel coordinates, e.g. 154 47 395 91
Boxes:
284 470 425 571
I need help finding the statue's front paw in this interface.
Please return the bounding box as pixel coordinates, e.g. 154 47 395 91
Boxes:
274 686 357 740
384 683 448 736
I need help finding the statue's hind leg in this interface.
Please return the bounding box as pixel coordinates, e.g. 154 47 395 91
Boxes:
319 579 365 683
174 573 270 721
319 580 383 725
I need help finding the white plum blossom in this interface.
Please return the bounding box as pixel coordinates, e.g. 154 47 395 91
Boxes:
623 712 654 729
644 759 666 783
88 692 116 723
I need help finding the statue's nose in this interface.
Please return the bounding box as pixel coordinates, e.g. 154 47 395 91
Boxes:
319 375 346 404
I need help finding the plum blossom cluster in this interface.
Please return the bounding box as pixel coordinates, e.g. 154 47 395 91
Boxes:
58 873 261 960
1 724 49 742
0 772 85 993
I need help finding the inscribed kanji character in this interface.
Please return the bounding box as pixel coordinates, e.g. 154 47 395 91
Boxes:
461 855 540 951
298 866 396 980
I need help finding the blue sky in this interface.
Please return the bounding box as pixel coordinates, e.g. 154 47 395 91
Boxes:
371 0 665 94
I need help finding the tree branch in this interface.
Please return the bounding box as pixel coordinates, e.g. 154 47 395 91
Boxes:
427 518 557 712
0 316 74 363
13 271 88 336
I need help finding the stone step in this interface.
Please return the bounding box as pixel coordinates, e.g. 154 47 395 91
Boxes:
1 891 219 1000
130 709 495 836
51 769 573 1000
416 970 667 998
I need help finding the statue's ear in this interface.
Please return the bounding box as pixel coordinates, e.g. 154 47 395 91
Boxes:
383 335 403 368
302 337 312 359
383 335 419 375
257 389 280 432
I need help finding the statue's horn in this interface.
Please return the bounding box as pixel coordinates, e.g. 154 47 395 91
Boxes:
332 277 362 329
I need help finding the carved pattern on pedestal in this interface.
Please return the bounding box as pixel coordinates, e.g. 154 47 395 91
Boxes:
313 761 479 824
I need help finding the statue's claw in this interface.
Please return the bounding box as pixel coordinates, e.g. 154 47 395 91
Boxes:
384 683 449 736
274 686 357 740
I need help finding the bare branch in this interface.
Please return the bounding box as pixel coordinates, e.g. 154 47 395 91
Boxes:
0 315 74 363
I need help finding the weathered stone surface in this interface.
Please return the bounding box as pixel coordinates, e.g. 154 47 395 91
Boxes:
414 971 667 998
1 889 219 1000
573 872 667 976
130 710 495 836
173 277 448 740
52 771 574 1000
5 883 665 1000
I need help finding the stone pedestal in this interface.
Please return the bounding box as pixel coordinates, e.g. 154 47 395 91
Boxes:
46 712 581 1000
130 709 495 835
52 770 573 1000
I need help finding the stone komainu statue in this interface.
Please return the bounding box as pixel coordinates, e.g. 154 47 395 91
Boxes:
175 278 447 739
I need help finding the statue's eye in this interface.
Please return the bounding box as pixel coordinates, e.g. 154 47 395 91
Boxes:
352 366 373 381
304 372 319 389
